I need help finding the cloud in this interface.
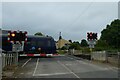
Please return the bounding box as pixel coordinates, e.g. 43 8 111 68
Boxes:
2 2 118 41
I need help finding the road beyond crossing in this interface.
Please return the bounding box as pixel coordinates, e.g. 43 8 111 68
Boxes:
8 55 118 79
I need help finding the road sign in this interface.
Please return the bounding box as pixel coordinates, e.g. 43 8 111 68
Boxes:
12 41 22 52
87 40 96 45
89 44 95 48
7 30 27 52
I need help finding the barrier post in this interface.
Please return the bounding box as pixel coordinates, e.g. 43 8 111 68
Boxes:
14 52 18 66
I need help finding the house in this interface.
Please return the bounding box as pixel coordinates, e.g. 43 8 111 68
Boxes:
56 32 71 49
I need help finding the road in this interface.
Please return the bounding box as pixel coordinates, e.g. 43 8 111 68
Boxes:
11 55 119 79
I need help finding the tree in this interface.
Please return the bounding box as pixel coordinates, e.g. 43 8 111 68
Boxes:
95 40 109 51
61 46 67 50
69 40 72 43
69 41 81 50
80 39 88 47
34 32 44 36
99 19 120 49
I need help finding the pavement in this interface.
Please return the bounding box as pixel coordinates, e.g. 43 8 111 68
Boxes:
2 55 119 79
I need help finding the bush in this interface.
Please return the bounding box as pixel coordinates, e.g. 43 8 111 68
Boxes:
81 47 91 53
57 50 66 54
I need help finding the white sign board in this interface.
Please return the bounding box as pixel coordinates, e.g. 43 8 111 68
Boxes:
87 40 96 48
12 42 22 52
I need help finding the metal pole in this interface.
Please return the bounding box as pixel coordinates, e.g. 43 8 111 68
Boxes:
14 52 18 66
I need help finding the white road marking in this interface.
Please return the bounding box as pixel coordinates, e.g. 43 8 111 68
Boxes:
22 58 32 68
34 72 72 76
33 58 39 76
57 61 80 78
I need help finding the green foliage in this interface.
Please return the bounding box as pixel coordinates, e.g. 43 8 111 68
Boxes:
96 19 120 50
80 39 88 47
57 50 66 54
69 40 72 43
81 47 91 53
34 32 44 36
69 41 81 50
95 40 109 51
61 46 67 50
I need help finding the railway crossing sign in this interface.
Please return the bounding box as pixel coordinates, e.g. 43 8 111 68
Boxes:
87 40 96 48
87 32 97 51
8 30 27 43
7 30 27 52
12 41 22 52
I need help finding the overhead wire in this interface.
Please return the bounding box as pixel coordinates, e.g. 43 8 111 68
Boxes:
66 0 94 28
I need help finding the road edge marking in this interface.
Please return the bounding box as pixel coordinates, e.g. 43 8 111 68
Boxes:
57 60 80 79
22 58 32 68
33 58 39 76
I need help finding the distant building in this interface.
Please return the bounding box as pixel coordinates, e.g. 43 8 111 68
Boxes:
56 32 71 49
56 39 71 49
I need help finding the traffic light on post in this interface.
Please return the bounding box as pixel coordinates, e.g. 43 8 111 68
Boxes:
89 32 93 40
16 31 26 41
92 33 97 40
95 33 97 40
87 32 90 40
8 31 16 42
8 31 27 42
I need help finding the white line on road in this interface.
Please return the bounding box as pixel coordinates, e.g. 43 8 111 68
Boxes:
22 58 32 68
34 72 72 76
57 61 80 79
33 58 39 76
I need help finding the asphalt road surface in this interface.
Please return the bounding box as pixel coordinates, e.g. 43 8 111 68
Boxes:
12 55 119 79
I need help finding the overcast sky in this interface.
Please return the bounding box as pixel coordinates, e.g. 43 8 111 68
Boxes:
1 2 118 41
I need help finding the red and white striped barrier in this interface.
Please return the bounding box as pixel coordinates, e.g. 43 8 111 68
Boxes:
19 53 63 57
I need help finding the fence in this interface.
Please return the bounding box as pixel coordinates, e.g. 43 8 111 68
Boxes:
68 49 82 55
2 51 18 69
107 51 119 65
91 51 120 65
91 51 107 62
68 50 91 60
68 50 119 65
